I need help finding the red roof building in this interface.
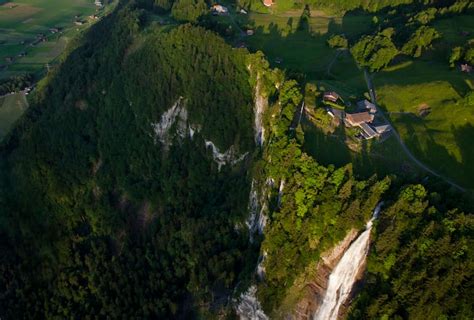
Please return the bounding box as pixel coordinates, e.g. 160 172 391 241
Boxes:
323 91 340 103
345 112 374 127
263 0 273 7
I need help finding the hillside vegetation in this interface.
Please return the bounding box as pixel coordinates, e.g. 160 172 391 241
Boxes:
0 0 472 319
0 3 256 318
238 0 474 189
350 185 474 319
249 55 473 319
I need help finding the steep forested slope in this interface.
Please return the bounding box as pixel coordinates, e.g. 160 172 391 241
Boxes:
235 58 473 319
0 2 256 318
349 185 474 319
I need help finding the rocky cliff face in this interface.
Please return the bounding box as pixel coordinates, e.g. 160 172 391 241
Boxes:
291 229 359 320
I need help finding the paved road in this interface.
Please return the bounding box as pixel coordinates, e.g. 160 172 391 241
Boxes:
363 69 466 192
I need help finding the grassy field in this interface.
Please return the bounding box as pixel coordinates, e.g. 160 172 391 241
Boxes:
371 13 474 189
374 60 474 188
242 7 474 189
302 119 422 181
243 10 372 78
0 92 28 140
0 0 100 79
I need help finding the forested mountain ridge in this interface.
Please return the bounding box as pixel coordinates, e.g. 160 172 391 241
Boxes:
0 1 259 318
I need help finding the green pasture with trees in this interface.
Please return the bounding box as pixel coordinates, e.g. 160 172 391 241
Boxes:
237 0 474 190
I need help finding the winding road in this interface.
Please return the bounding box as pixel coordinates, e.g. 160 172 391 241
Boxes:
363 69 466 193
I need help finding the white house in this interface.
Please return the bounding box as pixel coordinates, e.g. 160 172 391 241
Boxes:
212 4 228 14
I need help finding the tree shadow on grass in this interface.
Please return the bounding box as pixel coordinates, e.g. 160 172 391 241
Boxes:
393 114 474 190
452 123 474 187
302 119 417 182
241 9 347 80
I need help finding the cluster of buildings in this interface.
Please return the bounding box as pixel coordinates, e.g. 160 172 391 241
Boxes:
323 92 391 140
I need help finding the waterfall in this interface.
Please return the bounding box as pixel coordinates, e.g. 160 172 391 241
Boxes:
237 179 271 319
246 180 269 242
253 74 267 147
277 179 285 207
236 285 269 320
256 250 267 280
314 202 383 320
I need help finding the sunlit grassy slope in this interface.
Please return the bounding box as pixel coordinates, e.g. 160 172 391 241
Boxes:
0 92 28 140
0 0 98 78
245 8 474 189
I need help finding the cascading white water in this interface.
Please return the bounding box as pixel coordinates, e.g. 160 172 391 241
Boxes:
314 202 383 320
236 177 272 319
236 285 269 320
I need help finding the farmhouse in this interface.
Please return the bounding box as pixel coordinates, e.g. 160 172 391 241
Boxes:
327 107 344 120
263 0 274 7
345 112 374 127
373 124 392 134
322 91 390 140
323 91 340 103
211 4 228 14
359 122 378 139
357 99 377 114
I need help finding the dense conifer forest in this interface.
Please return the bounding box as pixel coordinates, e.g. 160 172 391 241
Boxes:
0 2 256 317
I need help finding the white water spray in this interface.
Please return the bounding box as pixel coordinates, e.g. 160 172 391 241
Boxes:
254 75 267 147
314 202 383 320
236 285 269 320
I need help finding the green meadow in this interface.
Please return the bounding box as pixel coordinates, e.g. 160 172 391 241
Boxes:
0 0 98 79
372 14 474 188
243 8 474 189
0 92 28 140
375 62 473 188
243 10 372 77
302 119 422 181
